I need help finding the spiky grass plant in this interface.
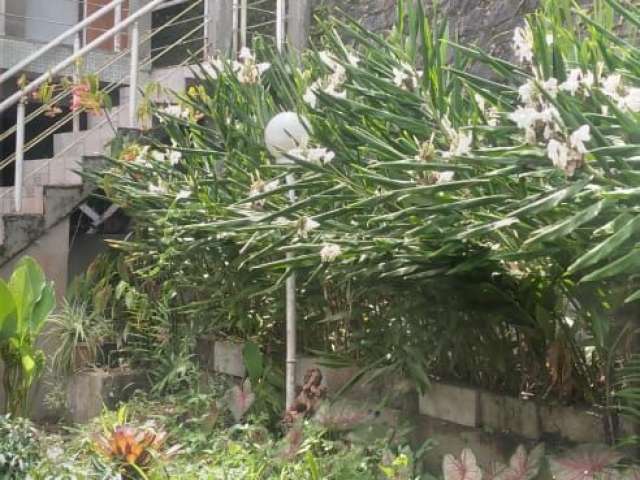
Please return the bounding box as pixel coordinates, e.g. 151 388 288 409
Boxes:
92 0 640 414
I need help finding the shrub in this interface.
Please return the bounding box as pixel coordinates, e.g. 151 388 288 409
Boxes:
0 414 41 478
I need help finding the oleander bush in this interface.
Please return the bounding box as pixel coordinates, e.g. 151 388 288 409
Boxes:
89 0 640 435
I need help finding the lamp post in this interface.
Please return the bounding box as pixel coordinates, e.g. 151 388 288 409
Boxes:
264 112 309 409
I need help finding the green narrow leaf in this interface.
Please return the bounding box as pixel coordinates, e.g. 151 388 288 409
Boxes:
567 215 640 275
580 248 640 282
524 200 608 246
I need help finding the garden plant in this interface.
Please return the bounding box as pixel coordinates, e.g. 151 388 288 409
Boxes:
3 0 640 477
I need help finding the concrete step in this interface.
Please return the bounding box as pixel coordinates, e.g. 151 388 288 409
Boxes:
0 156 107 267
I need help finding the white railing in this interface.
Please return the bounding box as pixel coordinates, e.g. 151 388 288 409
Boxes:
0 0 289 212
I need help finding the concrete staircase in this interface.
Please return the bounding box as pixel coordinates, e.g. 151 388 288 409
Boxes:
0 65 194 269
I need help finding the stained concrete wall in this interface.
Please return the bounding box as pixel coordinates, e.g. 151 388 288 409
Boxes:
316 0 540 62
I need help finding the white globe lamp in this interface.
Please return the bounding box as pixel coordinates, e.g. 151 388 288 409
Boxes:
264 112 310 163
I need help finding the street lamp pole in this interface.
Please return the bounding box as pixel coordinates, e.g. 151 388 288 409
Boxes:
264 112 309 409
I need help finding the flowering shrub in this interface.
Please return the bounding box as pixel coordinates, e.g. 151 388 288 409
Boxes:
93 0 640 417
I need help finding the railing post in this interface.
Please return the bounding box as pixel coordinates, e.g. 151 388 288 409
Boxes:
276 0 285 53
73 33 81 135
204 0 234 56
240 0 247 49
288 0 312 50
114 1 123 52
129 21 139 128
232 0 239 54
15 99 26 213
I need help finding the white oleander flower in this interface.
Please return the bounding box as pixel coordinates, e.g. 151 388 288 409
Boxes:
319 50 341 72
569 125 591 154
298 216 320 238
288 146 335 166
434 170 455 184
542 77 559 97
509 106 540 130
307 148 335 165
159 104 190 121
239 47 254 62
518 80 537 105
148 180 168 195
320 243 342 262
176 188 191 200
151 150 166 162
303 84 319 108
168 150 182 166
620 87 640 112
513 25 534 63
547 139 570 171
347 52 360 66
602 74 622 99
392 64 418 90
444 130 472 158
560 69 583 96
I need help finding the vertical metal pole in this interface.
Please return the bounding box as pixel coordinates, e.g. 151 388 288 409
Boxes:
276 0 285 52
14 100 25 213
82 0 88 47
203 0 209 58
72 33 81 135
240 0 247 49
129 21 139 128
232 0 239 54
285 173 297 410
114 2 122 52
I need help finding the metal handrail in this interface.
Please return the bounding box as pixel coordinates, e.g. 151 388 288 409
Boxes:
0 27 210 205
2 0 287 212
0 2 205 148
0 0 124 85
0 0 167 114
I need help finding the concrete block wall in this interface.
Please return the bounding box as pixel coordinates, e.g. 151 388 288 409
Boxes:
199 339 639 469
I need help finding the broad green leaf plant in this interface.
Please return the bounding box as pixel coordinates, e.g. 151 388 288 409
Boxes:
0 256 55 416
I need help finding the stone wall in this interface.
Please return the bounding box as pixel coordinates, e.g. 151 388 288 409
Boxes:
315 0 540 61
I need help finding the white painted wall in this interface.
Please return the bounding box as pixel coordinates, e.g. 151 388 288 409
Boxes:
24 0 78 44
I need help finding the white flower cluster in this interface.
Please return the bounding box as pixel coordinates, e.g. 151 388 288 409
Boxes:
159 104 190 122
509 71 591 175
598 72 640 112
297 216 320 238
202 47 270 85
248 178 279 209
133 145 181 167
513 24 534 64
303 51 358 108
392 63 421 90
320 243 342 262
287 146 336 166
441 119 473 158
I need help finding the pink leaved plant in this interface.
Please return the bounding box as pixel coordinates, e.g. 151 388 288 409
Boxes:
227 378 255 423
549 445 623 480
443 448 482 480
494 444 545 480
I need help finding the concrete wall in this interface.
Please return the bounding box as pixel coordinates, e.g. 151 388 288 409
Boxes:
0 217 70 301
316 0 540 62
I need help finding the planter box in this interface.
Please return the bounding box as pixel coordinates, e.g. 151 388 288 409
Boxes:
213 340 246 378
73 343 93 371
479 390 540 439
67 368 149 423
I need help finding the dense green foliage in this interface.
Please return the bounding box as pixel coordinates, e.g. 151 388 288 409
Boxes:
86 0 640 435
